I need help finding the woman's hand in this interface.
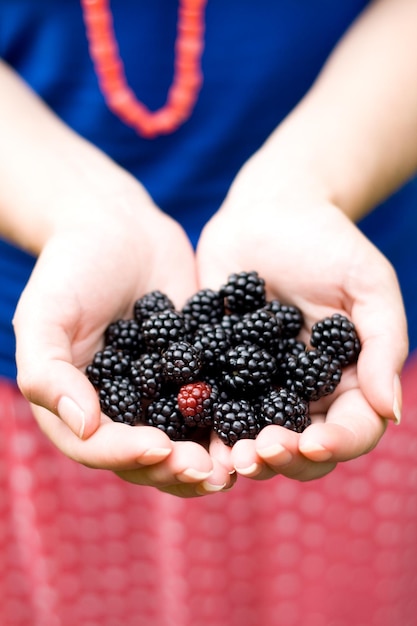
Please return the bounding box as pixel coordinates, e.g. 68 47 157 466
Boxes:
196 151 408 482
13 181 234 497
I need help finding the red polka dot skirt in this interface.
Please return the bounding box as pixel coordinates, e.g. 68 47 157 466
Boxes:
1 353 416 626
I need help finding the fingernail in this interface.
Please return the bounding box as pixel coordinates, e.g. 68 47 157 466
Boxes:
299 442 332 461
393 374 402 425
235 462 262 477
257 443 293 465
57 396 86 438
137 448 172 464
196 481 227 495
176 468 213 483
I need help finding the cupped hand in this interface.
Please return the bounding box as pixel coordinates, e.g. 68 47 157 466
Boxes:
196 153 408 482
13 180 234 497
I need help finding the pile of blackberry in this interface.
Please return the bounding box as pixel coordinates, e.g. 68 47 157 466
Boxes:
86 271 361 447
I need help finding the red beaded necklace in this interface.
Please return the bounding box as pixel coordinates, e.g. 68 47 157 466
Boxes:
80 0 207 138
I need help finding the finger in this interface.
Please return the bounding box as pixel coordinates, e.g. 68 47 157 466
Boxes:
32 405 175 469
231 433 336 483
208 431 235 474
352 256 408 423
116 442 230 496
232 438 276 480
154 464 237 498
19 358 101 441
255 426 336 481
298 388 387 462
14 284 102 438
195 458 237 495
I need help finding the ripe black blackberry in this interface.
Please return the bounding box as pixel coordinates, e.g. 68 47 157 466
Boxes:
146 394 194 441
181 289 225 334
193 323 232 372
160 341 203 384
263 300 304 339
220 271 266 314
86 346 131 388
310 313 361 366
220 313 242 336
130 351 164 400
276 337 307 381
105 318 143 358
259 387 311 433
98 376 142 425
220 344 277 394
231 308 282 353
177 381 216 428
283 348 342 401
213 398 260 447
142 309 187 352
133 290 174 322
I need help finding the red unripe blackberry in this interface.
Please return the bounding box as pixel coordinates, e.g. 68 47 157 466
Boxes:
310 313 361 366
160 341 203 384
220 271 266 314
260 387 311 433
213 398 260 447
177 381 215 427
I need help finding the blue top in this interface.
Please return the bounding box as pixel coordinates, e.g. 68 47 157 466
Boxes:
1 0 416 379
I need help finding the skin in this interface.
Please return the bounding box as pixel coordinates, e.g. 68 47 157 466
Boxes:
1 0 417 496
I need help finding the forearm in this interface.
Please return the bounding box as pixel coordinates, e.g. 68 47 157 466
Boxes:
0 60 150 255
247 0 417 220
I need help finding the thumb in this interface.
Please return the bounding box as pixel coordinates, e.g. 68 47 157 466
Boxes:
13 306 101 439
353 264 408 424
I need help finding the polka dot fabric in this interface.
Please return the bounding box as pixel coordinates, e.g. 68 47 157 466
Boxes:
1 354 416 626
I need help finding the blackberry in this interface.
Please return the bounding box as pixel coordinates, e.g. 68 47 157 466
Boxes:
232 308 282 352
160 341 203 384
146 394 194 441
105 318 143 358
181 289 225 334
263 300 304 339
203 375 232 404
220 313 242 335
86 347 131 388
177 381 216 427
276 337 307 381
98 376 142 425
142 310 187 352
130 352 164 400
283 349 342 401
193 323 232 372
213 399 260 447
221 344 277 394
282 337 308 358
310 313 361 366
220 271 266 314
133 290 174 322
259 388 311 433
